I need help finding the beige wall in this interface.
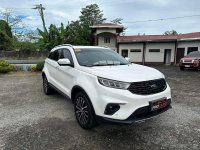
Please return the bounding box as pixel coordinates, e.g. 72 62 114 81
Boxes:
96 28 117 35
119 43 143 62
98 34 117 51
119 42 176 63
145 43 175 63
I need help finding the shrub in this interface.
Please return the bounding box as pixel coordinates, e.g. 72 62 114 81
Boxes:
0 60 13 73
30 65 37 72
13 65 23 71
36 62 44 71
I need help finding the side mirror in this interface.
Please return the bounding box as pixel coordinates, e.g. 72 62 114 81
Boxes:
58 58 71 66
125 57 130 62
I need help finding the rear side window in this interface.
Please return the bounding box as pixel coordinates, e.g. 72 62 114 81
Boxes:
53 50 59 61
48 52 54 59
48 50 59 61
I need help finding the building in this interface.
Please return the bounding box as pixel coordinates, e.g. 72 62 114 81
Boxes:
90 23 200 65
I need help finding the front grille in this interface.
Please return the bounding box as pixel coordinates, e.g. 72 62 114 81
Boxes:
183 60 192 63
128 78 167 95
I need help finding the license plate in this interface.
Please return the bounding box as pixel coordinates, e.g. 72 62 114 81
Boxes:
185 65 190 67
150 98 167 111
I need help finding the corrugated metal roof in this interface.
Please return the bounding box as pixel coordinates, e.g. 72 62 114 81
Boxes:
118 32 200 42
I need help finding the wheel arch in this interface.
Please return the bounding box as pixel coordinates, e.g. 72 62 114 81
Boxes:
71 85 97 113
71 85 88 103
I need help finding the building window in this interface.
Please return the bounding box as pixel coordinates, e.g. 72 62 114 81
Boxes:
104 37 110 43
149 49 160 52
130 49 141 52
121 49 128 57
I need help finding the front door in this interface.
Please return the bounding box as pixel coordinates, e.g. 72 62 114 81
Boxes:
122 49 128 58
164 49 171 64
56 48 75 96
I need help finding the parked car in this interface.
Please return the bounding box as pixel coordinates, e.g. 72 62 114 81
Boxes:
179 51 200 70
42 44 172 129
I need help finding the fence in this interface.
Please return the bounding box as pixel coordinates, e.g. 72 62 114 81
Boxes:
0 51 48 59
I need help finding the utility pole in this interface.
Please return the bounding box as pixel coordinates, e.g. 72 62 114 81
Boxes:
32 4 48 34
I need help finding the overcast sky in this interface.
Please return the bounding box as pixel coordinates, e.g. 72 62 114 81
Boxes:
0 0 200 35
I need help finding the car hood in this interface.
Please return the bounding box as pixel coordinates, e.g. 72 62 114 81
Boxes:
78 64 165 82
182 57 199 60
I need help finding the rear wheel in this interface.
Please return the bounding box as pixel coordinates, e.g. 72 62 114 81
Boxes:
74 92 97 129
43 75 53 95
180 66 185 71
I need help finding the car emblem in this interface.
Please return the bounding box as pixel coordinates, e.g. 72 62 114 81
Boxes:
150 84 157 89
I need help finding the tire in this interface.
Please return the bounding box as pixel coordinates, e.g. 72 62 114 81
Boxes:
74 92 97 129
180 67 185 71
43 75 53 95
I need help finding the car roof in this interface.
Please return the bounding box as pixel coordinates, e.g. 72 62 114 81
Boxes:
50 44 109 52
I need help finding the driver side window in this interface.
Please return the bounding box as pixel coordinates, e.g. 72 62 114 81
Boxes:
61 49 73 64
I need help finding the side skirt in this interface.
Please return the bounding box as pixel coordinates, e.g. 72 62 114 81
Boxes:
49 83 71 101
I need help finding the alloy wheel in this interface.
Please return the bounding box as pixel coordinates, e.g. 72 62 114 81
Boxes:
75 96 89 125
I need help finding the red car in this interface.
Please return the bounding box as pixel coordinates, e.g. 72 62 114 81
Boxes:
179 51 200 70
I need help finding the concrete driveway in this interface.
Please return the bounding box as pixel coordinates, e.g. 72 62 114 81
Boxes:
0 67 200 150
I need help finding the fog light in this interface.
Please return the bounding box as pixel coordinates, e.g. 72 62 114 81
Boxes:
104 103 120 115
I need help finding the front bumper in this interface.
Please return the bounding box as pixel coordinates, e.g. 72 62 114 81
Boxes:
179 62 200 68
91 81 171 120
96 99 172 124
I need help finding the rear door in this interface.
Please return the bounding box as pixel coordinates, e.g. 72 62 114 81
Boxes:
46 49 60 87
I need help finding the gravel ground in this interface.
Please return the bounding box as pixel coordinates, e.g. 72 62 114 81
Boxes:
0 67 200 150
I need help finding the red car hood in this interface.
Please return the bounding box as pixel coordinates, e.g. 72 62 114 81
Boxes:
181 57 199 60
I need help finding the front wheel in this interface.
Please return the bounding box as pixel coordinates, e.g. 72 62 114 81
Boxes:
74 92 97 129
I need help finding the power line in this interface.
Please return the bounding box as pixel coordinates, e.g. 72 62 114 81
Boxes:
123 15 200 24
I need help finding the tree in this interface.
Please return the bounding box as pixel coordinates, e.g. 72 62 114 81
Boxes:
0 31 12 51
79 4 106 26
38 4 107 49
111 18 126 35
79 4 106 45
111 18 123 24
0 9 22 27
164 30 178 35
0 20 12 38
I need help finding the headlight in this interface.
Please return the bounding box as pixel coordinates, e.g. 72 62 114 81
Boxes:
180 59 183 63
98 77 130 89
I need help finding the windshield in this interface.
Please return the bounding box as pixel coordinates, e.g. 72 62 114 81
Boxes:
186 51 200 57
74 48 129 67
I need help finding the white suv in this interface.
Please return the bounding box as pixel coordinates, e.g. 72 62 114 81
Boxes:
42 44 172 129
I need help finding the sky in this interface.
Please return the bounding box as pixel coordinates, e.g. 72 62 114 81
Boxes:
0 0 200 35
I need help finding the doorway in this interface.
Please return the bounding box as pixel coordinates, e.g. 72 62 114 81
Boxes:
121 49 128 58
176 48 185 63
164 49 171 64
187 47 198 54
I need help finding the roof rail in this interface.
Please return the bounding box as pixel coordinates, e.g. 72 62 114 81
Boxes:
54 44 73 48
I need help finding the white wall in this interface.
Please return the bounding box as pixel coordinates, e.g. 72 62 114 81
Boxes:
178 41 200 56
119 42 175 63
145 43 175 63
119 43 143 62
